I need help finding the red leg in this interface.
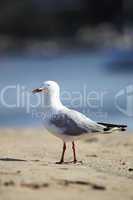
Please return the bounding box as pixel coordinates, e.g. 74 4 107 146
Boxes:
72 141 77 163
56 142 66 164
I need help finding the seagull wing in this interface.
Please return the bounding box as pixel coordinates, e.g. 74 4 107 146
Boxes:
49 108 105 136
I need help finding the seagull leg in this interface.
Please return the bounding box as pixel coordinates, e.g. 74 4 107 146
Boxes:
56 142 66 164
72 141 77 163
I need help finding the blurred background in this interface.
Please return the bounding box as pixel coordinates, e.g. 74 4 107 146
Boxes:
0 0 133 129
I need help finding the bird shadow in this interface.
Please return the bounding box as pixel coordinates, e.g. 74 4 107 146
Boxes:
0 157 27 162
54 160 83 165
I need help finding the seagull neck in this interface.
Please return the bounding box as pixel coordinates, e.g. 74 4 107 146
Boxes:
45 93 63 109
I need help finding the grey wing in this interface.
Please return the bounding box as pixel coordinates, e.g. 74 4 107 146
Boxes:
49 109 105 136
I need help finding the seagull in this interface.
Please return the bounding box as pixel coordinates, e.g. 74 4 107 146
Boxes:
32 81 127 164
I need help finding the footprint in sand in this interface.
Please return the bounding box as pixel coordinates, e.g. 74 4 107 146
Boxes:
58 179 106 190
20 182 49 189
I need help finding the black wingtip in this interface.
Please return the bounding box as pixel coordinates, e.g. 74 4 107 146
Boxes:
98 122 127 129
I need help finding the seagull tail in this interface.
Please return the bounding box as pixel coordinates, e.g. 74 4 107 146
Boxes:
97 122 127 133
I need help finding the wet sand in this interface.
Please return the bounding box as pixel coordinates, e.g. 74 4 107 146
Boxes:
0 128 133 200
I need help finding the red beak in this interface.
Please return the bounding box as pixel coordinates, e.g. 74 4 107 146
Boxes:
32 88 43 93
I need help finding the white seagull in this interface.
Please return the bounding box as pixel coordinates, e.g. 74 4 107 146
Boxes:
32 81 127 164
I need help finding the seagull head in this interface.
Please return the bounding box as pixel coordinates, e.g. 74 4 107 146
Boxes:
32 81 60 96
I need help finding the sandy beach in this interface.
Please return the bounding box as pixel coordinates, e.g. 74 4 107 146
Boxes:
0 128 133 200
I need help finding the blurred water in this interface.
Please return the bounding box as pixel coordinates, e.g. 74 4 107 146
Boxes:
0 49 133 130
